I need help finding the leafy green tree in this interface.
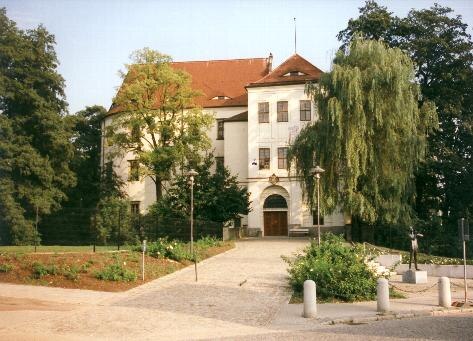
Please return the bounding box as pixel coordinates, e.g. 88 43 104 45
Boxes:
337 1 473 254
0 8 75 244
66 105 108 208
106 48 214 201
337 1 398 47
288 39 437 227
151 155 250 223
39 106 126 245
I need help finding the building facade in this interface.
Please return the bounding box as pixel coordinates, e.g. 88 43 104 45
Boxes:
105 53 347 237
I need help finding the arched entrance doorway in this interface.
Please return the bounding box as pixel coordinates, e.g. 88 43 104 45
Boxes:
263 194 288 236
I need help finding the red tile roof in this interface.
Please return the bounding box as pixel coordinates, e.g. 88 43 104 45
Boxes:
247 54 322 88
225 111 248 122
172 58 270 108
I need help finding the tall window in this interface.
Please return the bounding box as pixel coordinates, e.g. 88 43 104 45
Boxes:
259 148 270 170
278 147 288 169
128 160 139 181
300 100 311 121
131 201 140 215
258 102 269 123
277 101 288 122
215 156 224 168
216 119 224 140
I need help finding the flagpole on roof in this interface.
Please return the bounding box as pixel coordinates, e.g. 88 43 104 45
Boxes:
294 17 297 54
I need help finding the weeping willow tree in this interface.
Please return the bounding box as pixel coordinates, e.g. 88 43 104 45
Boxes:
288 39 438 226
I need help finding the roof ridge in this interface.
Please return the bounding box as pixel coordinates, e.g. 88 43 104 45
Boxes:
172 57 268 64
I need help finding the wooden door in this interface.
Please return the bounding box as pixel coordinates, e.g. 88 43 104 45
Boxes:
264 211 288 236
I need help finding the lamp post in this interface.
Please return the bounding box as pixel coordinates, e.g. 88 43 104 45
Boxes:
187 169 198 281
311 166 325 246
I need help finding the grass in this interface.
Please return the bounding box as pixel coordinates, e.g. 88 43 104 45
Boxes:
0 245 131 253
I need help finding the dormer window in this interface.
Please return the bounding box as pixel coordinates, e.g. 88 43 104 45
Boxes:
283 71 307 77
211 95 231 100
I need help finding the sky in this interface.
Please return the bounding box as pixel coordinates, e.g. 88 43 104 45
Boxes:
2 0 473 114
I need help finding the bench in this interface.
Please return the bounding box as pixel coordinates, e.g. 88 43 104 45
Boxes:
288 224 309 237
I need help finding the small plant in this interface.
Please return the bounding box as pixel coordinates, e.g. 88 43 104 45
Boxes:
195 236 222 248
62 265 81 281
32 262 58 279
0 263 13 273
95 263 137 282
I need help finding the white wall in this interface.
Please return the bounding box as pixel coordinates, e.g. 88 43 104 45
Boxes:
206 106 247 158
246 84 344 234
104 106 247 212
224 121 248 182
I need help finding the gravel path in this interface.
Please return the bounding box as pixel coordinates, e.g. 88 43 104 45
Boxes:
0 239 309 340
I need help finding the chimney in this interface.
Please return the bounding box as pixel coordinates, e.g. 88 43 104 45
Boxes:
267 53 273 72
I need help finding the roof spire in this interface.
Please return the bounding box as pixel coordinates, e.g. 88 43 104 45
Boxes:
294 17 297 54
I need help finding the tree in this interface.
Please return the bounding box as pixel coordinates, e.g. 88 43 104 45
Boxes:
0 8 75 244
288 39 437 227
106 48 214 201
337 1 473 254
38 106 126 245
65 105 108 208
152 155 250 223
337 1 398 48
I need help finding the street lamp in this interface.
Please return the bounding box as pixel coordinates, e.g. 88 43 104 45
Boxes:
187 169 198 281
311 166 325 246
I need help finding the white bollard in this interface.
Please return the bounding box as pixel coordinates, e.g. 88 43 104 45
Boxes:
438 277 452 308
377 278 390 313
303 280 317 318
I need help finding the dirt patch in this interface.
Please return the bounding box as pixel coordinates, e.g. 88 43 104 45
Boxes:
0 243 233 292
0 296 76 311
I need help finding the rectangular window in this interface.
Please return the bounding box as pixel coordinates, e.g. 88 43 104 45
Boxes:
278 147 288 169
277 101 288 122
131 201 140 215
128 160 139 181
312 211 325 225
300 100 311 121
216 119 224 140
215 156 224 169
258 102 269 123
259 148 270 170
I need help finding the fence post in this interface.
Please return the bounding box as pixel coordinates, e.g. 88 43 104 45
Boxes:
303 280 317 318
377 278 390 313
438 277 452 308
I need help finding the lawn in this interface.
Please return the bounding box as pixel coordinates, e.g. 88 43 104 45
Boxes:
0 240 234 291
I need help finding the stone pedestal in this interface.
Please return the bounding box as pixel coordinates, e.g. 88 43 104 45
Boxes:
402 270 428 284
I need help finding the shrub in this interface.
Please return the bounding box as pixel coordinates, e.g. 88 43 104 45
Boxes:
62 265 80 281
32 262 58 279
0 263 13 273
135 238 192 262
285 233 377 302
195 236 222 248
92 196 139 245
95 263 137 282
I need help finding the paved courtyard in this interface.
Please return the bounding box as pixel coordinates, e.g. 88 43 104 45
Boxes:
0 239 310 340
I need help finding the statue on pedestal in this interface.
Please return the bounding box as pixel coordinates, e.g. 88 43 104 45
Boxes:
408 226 423 271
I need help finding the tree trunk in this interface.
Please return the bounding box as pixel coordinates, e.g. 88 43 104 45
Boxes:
155 178 162 201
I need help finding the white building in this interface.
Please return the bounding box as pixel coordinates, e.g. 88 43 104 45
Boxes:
105 53 348 237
